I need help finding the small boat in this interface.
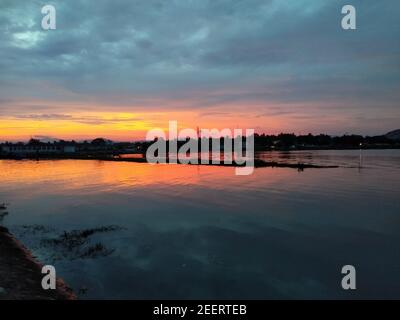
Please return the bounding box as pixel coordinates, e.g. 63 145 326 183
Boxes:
0 203 8 210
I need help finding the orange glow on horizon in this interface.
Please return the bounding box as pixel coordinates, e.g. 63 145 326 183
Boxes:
0 107 287 142
1 96 342 141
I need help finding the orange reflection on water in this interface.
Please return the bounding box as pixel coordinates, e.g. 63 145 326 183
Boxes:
0 159 296 196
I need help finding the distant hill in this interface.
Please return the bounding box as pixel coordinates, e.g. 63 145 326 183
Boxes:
386 129 400 140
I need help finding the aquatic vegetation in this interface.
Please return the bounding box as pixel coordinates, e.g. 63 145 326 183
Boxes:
43 226 122 248
79 243 115 259
19 224 53 235
40 225 123 261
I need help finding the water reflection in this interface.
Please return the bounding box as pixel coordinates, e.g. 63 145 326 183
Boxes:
257 149 400 169
0 150 399 299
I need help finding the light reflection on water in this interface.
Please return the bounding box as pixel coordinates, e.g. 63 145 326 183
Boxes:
257 149 400 169
0 149 399 299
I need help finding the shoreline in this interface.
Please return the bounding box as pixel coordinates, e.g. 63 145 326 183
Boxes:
0 155 339 169
0 226 76 300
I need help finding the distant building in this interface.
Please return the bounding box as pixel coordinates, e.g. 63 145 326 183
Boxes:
0 143 76 155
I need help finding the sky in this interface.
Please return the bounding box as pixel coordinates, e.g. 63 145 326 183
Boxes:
0 0 399 141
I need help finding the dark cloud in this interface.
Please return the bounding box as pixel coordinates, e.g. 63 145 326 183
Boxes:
14 114 74 120
9 113 143 125
0 0 399 133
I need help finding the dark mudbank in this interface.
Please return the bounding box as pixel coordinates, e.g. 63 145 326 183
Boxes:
0 226 76 300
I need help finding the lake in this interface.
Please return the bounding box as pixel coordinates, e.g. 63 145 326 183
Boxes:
0 149 399 299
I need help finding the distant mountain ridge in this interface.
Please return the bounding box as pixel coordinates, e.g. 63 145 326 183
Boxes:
386 129 400 141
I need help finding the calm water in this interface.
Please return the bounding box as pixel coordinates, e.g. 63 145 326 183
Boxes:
0 150 399 299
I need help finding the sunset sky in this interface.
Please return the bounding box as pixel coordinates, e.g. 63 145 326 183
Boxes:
1 0 399 141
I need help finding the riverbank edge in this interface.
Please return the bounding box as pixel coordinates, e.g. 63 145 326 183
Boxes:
0 155 339 169
0 226 76 300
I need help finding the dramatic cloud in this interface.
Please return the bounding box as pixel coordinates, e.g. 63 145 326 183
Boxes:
0 0 399 138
